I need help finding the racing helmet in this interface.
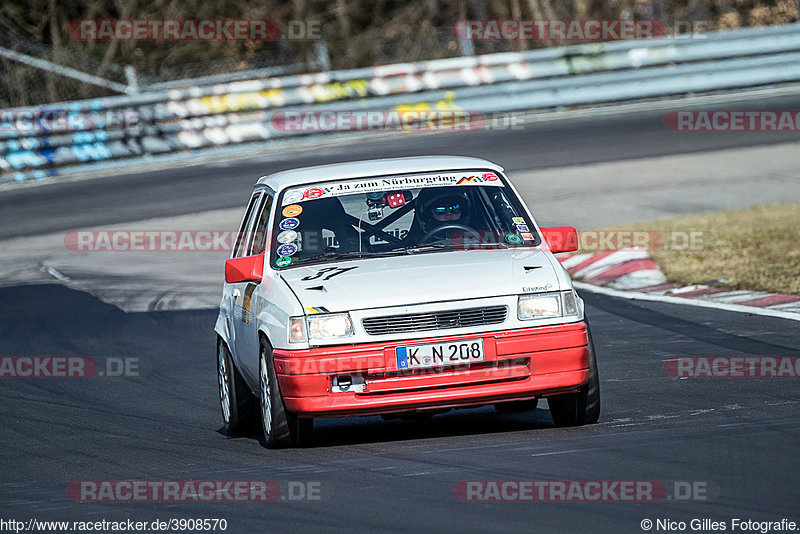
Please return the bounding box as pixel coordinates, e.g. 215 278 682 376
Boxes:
415 188 472 231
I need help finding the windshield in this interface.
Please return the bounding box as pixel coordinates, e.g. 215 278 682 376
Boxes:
270 170 540 269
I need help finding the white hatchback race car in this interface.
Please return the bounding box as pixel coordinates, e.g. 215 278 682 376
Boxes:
215 156 599 448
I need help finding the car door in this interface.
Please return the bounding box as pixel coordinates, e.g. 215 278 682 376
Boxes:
231 190 274 384
223 191 262 378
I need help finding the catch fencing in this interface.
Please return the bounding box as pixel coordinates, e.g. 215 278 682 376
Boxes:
2 23 800 183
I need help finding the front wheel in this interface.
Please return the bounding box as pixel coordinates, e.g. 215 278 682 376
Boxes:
548 324 601 427
259 339 313 448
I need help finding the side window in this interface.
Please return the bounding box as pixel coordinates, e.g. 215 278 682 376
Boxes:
233 192 261 258
249 192 274 256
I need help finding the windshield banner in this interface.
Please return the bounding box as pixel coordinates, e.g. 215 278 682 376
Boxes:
281 171 504 205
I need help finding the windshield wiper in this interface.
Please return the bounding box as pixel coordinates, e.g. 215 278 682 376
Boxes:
463 241 511 248
300 246 447 263
301 251 380 262
385 243 455 255
301 241 508 263
382 241 514 255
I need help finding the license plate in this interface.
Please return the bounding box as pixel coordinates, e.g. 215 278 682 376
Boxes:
396 339 484 370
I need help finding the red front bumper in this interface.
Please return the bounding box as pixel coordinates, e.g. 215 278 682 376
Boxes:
272 321 589 417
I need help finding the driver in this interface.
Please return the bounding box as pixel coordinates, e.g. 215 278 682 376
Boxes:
410 188 472 243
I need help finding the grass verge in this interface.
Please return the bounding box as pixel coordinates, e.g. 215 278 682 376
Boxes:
620 202 800 295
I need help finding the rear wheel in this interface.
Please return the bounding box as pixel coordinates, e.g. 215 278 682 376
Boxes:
548 324 601 427
259 338 313 448
217 339 258 435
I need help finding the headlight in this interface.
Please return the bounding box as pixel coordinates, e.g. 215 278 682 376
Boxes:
517 291 581 320
518 293 562 320
306 313 354 341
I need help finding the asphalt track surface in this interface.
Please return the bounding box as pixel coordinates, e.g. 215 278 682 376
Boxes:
2 95 800 533
2 285 799 532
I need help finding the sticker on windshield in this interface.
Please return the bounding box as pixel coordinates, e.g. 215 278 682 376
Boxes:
512 217 525 225
515 224 530 232
505 233 523 245
279 218 300 230
456 172 499 185
283 190 303 204
520 232 534 241
277 230 298 244
275 256 292 267
303 187 324 200
282 204 303 217
281 171 505 205
277 244 298 256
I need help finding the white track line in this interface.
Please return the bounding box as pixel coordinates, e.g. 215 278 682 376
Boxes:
43 266 71 283
770 301 800 312
574 281 800 322
697 290 772 303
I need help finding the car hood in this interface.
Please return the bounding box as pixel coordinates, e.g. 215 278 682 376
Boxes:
279 248 564 312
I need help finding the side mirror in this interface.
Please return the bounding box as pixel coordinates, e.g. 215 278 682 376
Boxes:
541 226 579 253
225 253 264 284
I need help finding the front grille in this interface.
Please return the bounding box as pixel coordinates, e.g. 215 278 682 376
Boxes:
362 305 508 335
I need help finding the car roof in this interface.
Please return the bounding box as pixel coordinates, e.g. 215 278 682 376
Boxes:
256 155 504 191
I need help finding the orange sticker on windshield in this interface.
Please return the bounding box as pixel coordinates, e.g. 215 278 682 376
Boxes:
282 204 303 217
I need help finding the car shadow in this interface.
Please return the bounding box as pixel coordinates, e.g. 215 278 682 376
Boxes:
216 406 561 449
313 407 559 447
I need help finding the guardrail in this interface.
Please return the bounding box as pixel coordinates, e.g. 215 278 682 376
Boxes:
3 22 800 183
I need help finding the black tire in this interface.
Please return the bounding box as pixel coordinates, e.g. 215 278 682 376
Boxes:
258 337 313 449
494 398 539 413
548 323 601 427
217 338 258 435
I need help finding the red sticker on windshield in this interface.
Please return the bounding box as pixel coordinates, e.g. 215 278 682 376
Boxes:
303 187 324 200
